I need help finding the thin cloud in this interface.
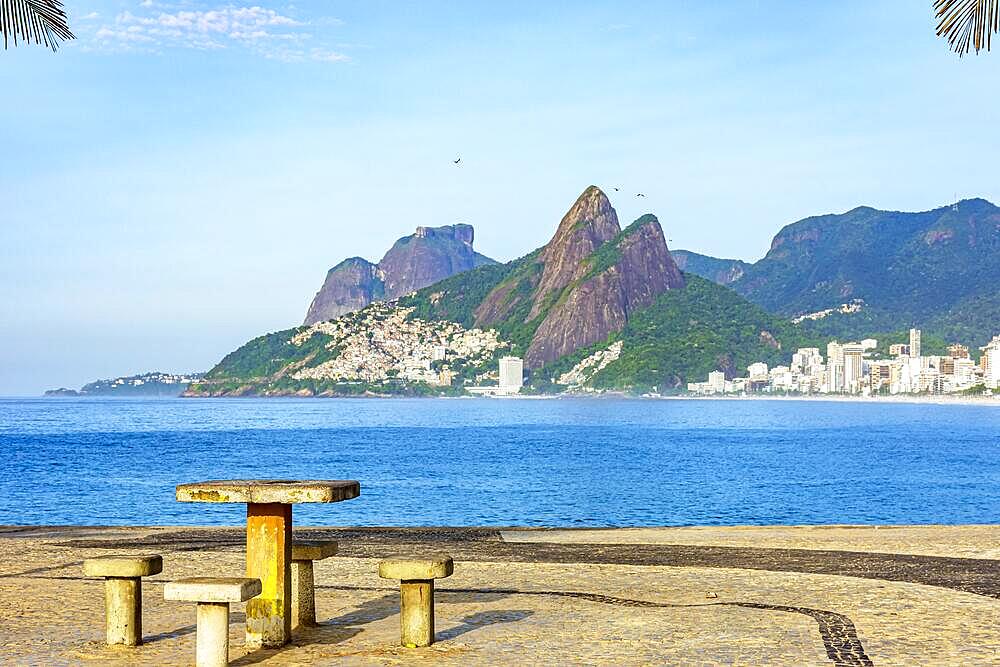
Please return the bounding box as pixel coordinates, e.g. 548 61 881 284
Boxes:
89 3 348 62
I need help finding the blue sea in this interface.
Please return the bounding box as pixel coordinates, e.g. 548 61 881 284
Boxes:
1 397 998 527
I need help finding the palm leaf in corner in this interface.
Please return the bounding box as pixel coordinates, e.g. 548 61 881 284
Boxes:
1 0 75 51
935 0 999 55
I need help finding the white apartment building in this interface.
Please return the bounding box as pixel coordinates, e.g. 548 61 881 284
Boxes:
748 362 769 381
826 341 845 392
946 358 979 392
498 356 524 394
791 348 821 373
909 328 922 358
708 371 726 393
982 336 1000 389
769 366 794 391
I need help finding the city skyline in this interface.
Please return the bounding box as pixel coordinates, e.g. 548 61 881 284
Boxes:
689 329 1000 397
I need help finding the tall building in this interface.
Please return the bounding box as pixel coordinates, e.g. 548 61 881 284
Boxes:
826 342 845 392
708 371 726 393
843 344 864 393
909 328 921 359
981 336 1000 389
498 356 524 394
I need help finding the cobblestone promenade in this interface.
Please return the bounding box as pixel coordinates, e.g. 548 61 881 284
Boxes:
1 525 997 665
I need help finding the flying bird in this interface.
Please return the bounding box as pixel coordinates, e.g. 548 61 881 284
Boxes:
636 193 646 198
612 187 620 192
453 157 461 165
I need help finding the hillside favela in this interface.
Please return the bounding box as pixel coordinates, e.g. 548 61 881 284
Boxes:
2 3 1000 667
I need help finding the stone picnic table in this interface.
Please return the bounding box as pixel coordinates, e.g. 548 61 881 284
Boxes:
176 479 360 648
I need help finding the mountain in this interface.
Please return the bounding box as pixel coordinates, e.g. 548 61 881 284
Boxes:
670 200 1000 346
196 186 821 396
728 199 1000 345
304 223 496 324
399 187 813 389
465 186 684 367
304 257 384 323
671 249 750 285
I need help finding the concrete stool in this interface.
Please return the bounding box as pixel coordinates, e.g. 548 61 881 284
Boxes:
83 554 163 646
291 539 338 627
378 554 454 648
164 577 262 667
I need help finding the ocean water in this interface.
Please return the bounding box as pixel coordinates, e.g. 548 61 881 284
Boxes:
1 397 998 527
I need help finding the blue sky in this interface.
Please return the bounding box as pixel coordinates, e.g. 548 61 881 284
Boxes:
2 1 999 395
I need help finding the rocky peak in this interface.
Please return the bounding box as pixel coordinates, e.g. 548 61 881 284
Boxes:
524 213 684 367
304 257 383 324
529 186 621 319
415 223 475 246
473 187 685 368
304 225 496 324
379 224 494 300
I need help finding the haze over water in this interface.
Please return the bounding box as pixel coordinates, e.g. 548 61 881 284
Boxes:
2 397 998 527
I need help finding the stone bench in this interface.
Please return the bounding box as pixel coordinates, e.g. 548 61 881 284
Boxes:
291 539 338 627
83 554 163 646
164 577 261 667
378 554 454 648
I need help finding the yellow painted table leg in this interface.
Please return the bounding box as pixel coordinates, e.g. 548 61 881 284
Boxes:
245 503 292 648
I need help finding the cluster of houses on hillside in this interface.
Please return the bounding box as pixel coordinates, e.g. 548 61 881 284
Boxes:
290 303 506 386
688 330 1000 396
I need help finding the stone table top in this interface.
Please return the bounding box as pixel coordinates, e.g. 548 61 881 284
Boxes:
175 479 361 505
164 577 263 603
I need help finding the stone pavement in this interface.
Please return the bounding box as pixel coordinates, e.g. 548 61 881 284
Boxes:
0 525 998 665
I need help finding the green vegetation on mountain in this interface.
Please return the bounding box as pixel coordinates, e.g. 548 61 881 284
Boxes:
528 275 818 392
207 327 331 381
399 252 533 330
591 275 813 390
400 251 551 358
671 249 750 285
685 199 999 347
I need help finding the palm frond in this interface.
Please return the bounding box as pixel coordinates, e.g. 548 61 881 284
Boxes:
0 0 75 51
935 0 999 55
